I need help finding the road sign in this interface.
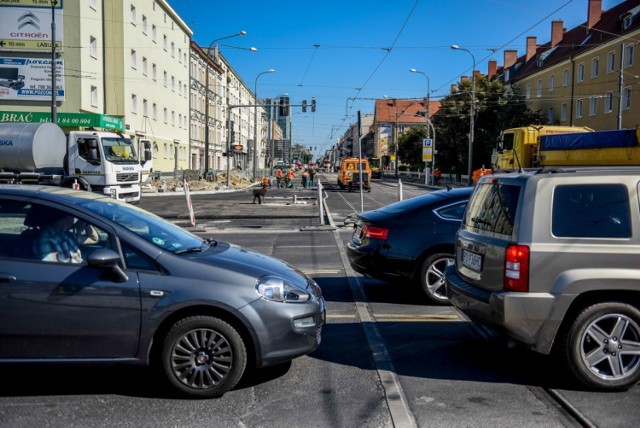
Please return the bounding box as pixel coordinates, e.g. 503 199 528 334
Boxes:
422 147 433 161
0 39 62 51
423 138 433 147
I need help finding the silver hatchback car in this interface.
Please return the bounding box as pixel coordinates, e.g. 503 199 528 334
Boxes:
446 167 640 391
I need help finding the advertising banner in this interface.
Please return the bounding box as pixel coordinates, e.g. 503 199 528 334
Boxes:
0 111 124 131
0 3 63 52
0 57 64 100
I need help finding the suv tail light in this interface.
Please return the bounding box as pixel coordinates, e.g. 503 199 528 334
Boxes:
363 225 389 240
504 244 529 292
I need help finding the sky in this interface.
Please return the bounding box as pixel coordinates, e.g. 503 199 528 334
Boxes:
168 0 621 159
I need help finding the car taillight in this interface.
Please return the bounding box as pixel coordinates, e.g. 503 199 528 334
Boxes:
363 225 388 240
504 244 529 292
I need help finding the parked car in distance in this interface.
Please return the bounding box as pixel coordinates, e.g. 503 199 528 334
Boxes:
0 185 325 398
446 167 640 391
346 187 473 304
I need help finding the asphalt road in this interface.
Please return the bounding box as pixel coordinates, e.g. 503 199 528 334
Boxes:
1 173 638 427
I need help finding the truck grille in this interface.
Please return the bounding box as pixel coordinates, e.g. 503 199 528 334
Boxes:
117 172 139 182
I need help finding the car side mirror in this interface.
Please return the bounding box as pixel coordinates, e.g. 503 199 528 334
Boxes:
88 248 129 282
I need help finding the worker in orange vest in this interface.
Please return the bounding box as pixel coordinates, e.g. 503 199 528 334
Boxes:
275 167 283 188
285 169 295 188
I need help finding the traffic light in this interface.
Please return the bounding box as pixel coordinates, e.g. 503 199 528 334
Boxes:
302 100 307 112
279 96 290 116
311 98 316 112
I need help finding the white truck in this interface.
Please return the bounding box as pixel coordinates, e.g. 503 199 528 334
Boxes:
0 122 151 203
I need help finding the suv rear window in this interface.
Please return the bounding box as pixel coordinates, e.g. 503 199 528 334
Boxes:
463 182 520 235
552 184 631 238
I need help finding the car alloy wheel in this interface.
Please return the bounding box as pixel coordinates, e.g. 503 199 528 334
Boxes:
420 253 453 304
162 316 247 398
564 302 640 391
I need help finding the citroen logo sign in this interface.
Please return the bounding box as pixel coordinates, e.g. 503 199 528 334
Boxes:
18 12 41 31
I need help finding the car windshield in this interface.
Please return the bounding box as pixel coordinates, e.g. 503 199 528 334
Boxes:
78 198 204 254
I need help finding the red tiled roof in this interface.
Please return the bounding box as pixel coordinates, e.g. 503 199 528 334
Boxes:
374 99 441 124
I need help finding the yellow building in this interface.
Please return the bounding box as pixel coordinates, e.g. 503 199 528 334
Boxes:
504 0 639 131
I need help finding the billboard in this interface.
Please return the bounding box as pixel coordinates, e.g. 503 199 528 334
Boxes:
0 57 64 100
0 2 63 52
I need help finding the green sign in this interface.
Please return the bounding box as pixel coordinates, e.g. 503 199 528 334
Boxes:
0 111 123 131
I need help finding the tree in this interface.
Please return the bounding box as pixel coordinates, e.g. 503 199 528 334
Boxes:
398 126 426 170
431 77 544 176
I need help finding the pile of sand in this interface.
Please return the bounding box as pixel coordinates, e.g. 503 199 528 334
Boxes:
141 172 254 193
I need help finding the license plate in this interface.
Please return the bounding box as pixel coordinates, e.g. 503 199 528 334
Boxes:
462 249 482 272
124 197 135 203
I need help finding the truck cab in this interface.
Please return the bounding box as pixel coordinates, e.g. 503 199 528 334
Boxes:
337 157 371 192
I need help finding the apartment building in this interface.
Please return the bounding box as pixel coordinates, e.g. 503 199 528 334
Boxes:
0 0 192 174
505 0 639 130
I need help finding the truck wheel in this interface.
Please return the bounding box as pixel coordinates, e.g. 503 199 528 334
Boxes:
562 302 640 391
161 316 247 398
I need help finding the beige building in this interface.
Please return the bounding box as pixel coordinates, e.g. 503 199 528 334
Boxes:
0 0 192 175
505 0 639 131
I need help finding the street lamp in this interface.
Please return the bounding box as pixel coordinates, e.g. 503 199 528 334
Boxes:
253 69 275 180
409 68 430 136
451 44 476 186
50 0 58 124
203 31 247 176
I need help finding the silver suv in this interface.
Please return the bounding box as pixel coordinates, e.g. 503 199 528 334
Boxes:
445 167 640 391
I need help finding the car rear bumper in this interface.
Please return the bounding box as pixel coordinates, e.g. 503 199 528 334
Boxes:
445 266 560 354
346 241 414 281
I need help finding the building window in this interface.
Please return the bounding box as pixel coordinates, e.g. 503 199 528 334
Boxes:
525 83 531 99
130 50 136 69
178 48 182 64
591 57 599 78
143 99 148 117
163 35 167 51
561 103 568 122
89 0 97 10
163 71 167 87
607 51 615 73
562 68 569 87
577 63 585 82
576 99 583 118
131 94 137 114
623 87 632 109
90 36 97 59
91 86 98 107
605 92 613 113
547 106 554 124
171 76 175 92
171 111 175 126
589 97 597 116
152 25 157 43
153 103 157 121
624 44 634 68
549 75 555 92
164 108 168 124
142 15 147 35
152 63 157 81
536 79 542 98
142 57 147 76
171 42 175 58
130 5 136 25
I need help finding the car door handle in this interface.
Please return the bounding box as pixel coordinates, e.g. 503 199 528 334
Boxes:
0 273 17 282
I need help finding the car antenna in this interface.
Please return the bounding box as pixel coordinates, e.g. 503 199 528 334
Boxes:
512 142 524 173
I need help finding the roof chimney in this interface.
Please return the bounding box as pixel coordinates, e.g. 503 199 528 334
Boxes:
587 0 602 30
526 36 537 62
504 50 518 68
551 20 564 47
488 59 497 79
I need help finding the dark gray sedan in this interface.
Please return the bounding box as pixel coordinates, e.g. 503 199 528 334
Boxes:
0 185 325 398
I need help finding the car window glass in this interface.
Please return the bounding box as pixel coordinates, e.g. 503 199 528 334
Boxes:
79 198 203 253
121 241 159 271
435 201 468 220
0 200 111 263
463 183 520 235
552 184 631 238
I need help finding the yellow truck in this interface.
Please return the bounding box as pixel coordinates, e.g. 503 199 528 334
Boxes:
493 125 640 169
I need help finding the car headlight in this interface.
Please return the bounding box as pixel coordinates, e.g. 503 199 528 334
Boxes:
256 276 310 303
